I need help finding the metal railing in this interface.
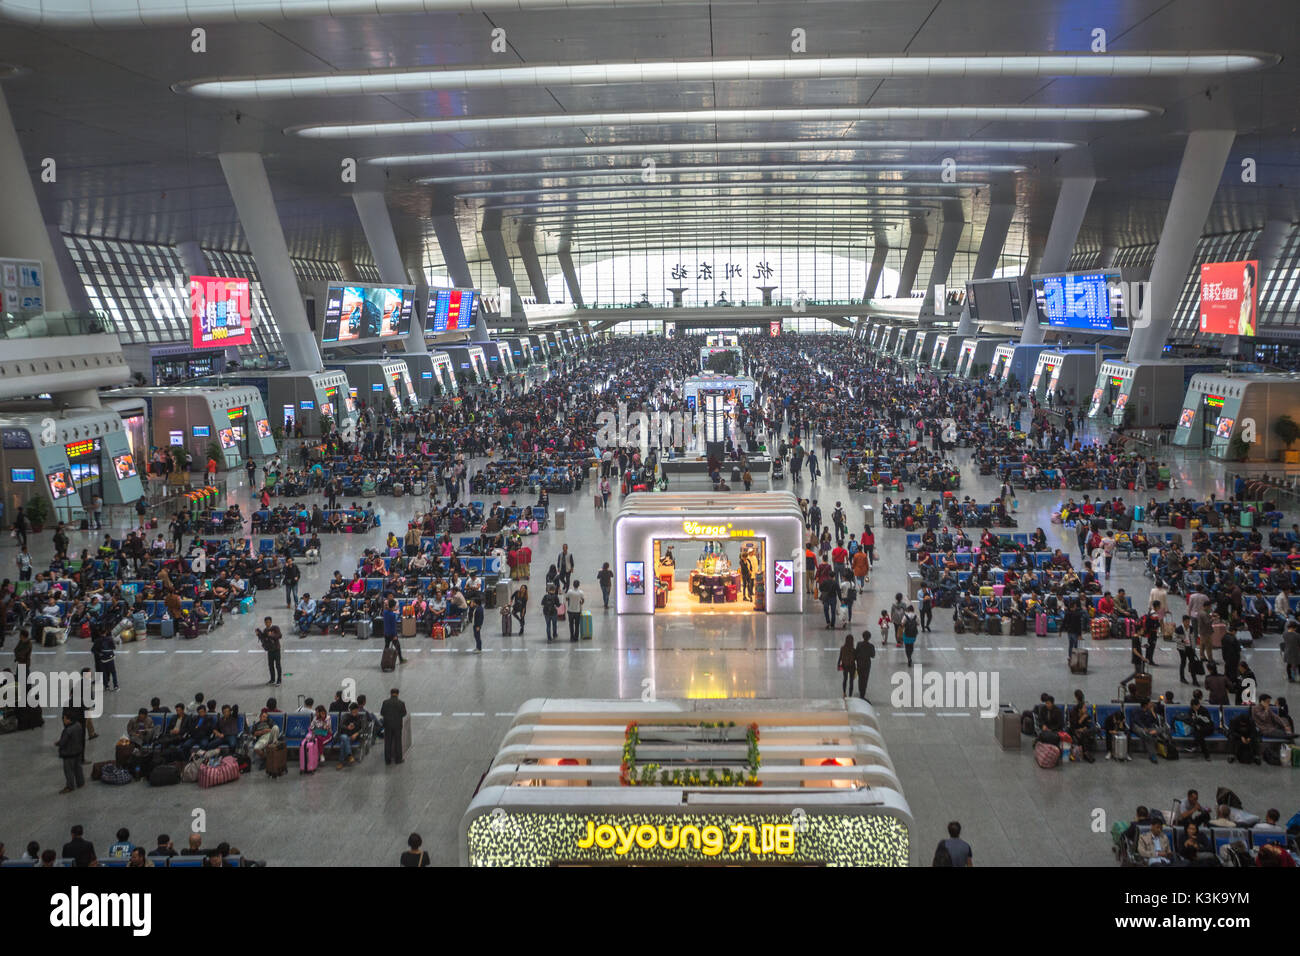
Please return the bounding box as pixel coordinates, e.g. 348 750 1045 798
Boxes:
0 310 119 339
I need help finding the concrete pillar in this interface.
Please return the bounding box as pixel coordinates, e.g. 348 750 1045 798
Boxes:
864 237 889 301
895 216 928 298
353 190 426 355
0 88 72 312
558 241 584 308
337 258 361 281
1126 130 1236 361
972 200 1015 281
920 200 965 319
217 152 322 373
1020 177 1096 345
47 223 92 313
1097 245 1119 269
516 222 550 304
430 194 474 289
1223 217 1290 356
481 208 524 317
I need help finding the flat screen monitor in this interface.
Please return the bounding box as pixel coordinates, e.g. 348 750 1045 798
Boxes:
9 468 34 482
192 425 210 437
967 279 1021 324
773 559 795 594
255 418 271 440
189 276 254 349
425 289 477 334
218 427 236 449
1215 417 1236 439
112 453 137 480
321 285 413 343
46 468 73 499
1199 260 1258 336
625 561 645 596
1032 271 1122 331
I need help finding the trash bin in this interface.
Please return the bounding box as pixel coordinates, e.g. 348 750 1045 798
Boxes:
555 507 566 531
907 571 922 600
994 705 1021 751
861 504 874 527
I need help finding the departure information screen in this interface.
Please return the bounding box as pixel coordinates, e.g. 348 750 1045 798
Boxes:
425 289 477 334
1033 271 1119 331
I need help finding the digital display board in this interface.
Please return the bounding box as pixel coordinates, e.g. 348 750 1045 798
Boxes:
1199 260 1258 336
189 276 254 349
193 425 210 437
1215 417 1236 439
112 453 137 480
65 438 99 458
625 561 645 595
321 285 413 343
425 289 477 334
256 418 271 439
773 559 795 594
218 428 236 449
1 427 33 449
1178 407 1196 430
1032 271 1120 331
10 468 34 483
46 468 73 499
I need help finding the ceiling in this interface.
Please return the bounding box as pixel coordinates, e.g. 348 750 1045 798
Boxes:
0 0 1296 279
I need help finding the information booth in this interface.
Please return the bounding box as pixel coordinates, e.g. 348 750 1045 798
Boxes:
954 338 1002 379
110 385 276 470
1087 360 1219 428
214 369 358 439
527 334 552 365
1173 373 1300 460
931 334 967 370
911 330 938 364
699 345 743 374
461 697 912 867
444 345 493 395
893 328 917 361
329 359 419 414
613 492 803 615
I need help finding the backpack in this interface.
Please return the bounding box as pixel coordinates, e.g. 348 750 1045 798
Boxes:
932 841 953 867
904 617 918 639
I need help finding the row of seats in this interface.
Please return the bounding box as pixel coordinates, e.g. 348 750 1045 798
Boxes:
2 856 242 868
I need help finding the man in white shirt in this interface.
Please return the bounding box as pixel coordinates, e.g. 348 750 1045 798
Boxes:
1253 809 1285 832
1149 583 1169 618
1100 532 1116 579
294 594 317 636
1274 588 1292 625
564 581 586 642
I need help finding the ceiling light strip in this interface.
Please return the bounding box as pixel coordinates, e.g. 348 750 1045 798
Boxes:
415 162 1024 184
181 53 1276 99
291 105 1158 138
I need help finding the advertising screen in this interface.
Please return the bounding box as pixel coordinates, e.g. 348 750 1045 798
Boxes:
193 425 210 437
10 468 34 482
1032 271 1119 331
769 320 781 337
256 418 271 439
773 559 795 594
1114 393 1129 414
1199 260 1258 336
1178 407 1196 430
218 428 236 449
112 453 137 480
168 430 184 446
1215 417 1236 439
321 285 412 343
425 289 477 334
189 276 254 349
625 561 645 596
1088 386 1104 417
47 468 73 499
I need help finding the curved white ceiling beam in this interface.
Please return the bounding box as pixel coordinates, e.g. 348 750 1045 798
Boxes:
499 197 948 211
465 181 975 199
0 0 783 28
183 53 1277 100
415 162 1025 184
369 139 1077 167
290 105 1158 138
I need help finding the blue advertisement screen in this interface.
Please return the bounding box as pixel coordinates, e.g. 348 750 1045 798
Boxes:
1033 272 1117 331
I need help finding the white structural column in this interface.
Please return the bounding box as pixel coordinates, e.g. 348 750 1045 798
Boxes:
516 222 550 304
353 189 426 355
864 236 889 300
431 193 474 289
481 208 524 317
1223 217 1290 356
957 195 1015 335
217 152 322 372
0 88 72 311
895 215 929 298
920 200 965 321
46 223 91 312
1126 131 1236 361
557 240 584 308
1020 176 1096 345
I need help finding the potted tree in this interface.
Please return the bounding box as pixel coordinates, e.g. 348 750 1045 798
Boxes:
1274 415 1300 464
25 495 51 534
169 446 190 486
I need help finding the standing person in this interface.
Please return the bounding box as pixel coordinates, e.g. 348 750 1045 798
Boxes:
380 688 407 765
837 634 856 698
245 457 256 489
820 572 839 629
934 822 974 867
918 585 934 633
890 593 908 647
55 712 86 794
12 506 27 549
400 833 430 867
541 585 560 643
852 545 870 591
257 616 283 686
92 631 118 692
1075 519 1090 564
89 494 103 531
596 562 614 610
205 455 218 484
1174 615 1200 686
854 630 876 701
1283 620 1300 683
283 557 300 608
1062 598 1084 664
510 585 529 635
556 544 575 591
470 597 484 652
1142 600 1164 668
565 581 586 642
16 546 32 582
383 599 407 664
902 605 920 667
840 571 857 627
600 475 611 508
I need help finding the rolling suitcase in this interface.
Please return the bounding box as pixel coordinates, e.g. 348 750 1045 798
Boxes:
299 737 321 773
381 644 398 672
1069 648 1089 673
1035 612 1048 637
994 705 1021 751
501 606 513 635
401 616 417 638
1110 731 1129 760
580 610 593 640
1130 672 1152 701
263 742 287 778
355 617 371 640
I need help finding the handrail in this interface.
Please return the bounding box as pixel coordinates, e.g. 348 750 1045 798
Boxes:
0 310 119 339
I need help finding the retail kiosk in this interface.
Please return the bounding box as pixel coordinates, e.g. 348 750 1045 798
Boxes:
681 375 757 412
1027 349 1118 408
461 697 912 867
110 385 276 470
443 345 494 394
1173 373 1300 460
329 359 419 414
613 491 803 615
989 343 1048 388
0 409 145 521
953 338 1003 379
911 331 938 365
930 334 967 370
1087 359 1221 428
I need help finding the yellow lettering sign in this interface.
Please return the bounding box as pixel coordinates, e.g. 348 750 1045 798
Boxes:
682 521 756 538
576 819 797 857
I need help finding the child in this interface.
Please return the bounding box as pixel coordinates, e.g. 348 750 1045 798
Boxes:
877 609 891 640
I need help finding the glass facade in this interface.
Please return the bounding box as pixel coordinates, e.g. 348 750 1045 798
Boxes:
65 235 188 344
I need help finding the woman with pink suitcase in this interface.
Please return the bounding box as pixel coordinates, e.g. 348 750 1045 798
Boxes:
300 706 331 774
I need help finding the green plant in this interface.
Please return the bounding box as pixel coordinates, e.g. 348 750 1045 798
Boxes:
170 445 189 474
1274 415 1300 450
320 414 335 435
271 424 285 443
205 440 222 464
1228 434 1251 462
24 495 50 527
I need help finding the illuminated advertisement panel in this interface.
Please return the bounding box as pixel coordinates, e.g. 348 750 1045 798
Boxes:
189 276 253 349
1199 260 1258 336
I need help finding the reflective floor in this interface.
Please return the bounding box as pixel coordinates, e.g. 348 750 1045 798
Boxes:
3 422 1295 866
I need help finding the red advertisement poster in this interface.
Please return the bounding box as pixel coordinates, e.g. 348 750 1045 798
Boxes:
1199 260 1258 336
190 276 254 349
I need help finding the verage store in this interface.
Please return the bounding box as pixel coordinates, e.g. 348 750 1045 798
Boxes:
613 492 804 615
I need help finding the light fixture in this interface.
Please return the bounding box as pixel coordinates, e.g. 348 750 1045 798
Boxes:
415 162 1026 185
367 140 1077 167
181 53 1277 99
290 105 1159 139
463 182 984 200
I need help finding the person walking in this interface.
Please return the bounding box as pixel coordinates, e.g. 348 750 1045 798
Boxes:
820 572 839 629
510 585 528 635
541 585 560 642
919 585 934 633
380 688 407 765
89 494 103 531
1283 620 1300 683
283 557 300 608
12 507 28 549
383 599 407 664
837 634 856 697
854 630 876 701
56 712 86 794
556 545 575 591
257 616 283 685
934 821 974 867
470 597 485 652
839 571 856 627
851 546 870 591
890 593 907 647
596 562 614 610
902 605 920 667
565 581 586 642
1062 599 1084 663
92 631 118 692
